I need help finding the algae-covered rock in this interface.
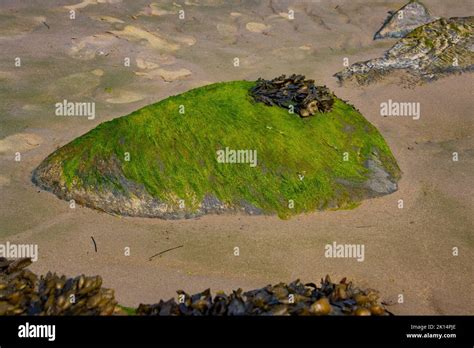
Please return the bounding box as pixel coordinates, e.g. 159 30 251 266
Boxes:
32 79 400 219
336 16 474 85
374 0 437 40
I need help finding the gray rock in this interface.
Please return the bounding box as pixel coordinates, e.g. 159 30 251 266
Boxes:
364 159 398 195
336 17 474 85
374 0 437 40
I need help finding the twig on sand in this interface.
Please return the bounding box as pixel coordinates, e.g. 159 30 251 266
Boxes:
149 245 183 261
91 236 97 252
42 21 50 29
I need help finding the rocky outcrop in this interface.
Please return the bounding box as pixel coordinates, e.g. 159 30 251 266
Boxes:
374 0 437 40
32 80 401 219
336 17 474 85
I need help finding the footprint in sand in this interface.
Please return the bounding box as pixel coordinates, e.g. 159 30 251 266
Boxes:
136 54 176 69
173 35 196 47
69 34 119 60
139 2 180 16
70 25 194 60
246 22 270 33
0 133 43 155
136 58 159 70
64 0 122 11
110 26 180 51
105 90 145 104
135 68 192 82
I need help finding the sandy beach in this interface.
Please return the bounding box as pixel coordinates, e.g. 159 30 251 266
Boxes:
0 0 472 314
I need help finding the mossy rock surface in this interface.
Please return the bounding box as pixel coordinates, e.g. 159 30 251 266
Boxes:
33 81 401 219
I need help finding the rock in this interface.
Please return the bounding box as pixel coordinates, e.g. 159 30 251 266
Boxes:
374 0 437 40
364 158 398 195
32 79 400 219
335 16 474 85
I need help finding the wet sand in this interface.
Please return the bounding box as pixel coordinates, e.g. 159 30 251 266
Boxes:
0 0 473 314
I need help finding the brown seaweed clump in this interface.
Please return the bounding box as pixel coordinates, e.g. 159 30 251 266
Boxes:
0 257 117 315
0 258 390 316
136 276 390 316
250 74 335 117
